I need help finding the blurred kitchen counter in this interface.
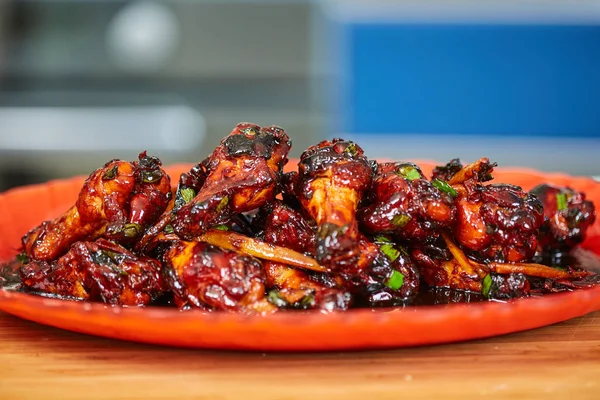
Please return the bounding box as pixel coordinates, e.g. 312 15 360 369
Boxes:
0 310 599 400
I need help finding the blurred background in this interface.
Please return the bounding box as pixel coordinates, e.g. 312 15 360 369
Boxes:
0 0 599 191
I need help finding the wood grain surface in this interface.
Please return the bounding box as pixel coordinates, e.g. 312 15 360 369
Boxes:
1 311 599 400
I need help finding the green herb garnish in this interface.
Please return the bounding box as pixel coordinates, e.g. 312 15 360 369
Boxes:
16 253 30 265
164 224 174 234
267 290 288 308
215 196 229 213
373 235 392 244
431 178 458 198
556 193 568 211
214 225 229 231
141 169 163 183
392 213 411 228
180 187 196 204
343 142 359 156
396 165 421 181
102 165 118 180
380 243 401 262
386 270 405 290
299 292 315 308
482 274 493 299
123 223 141 238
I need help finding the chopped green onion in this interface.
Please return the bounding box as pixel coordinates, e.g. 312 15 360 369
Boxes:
556 193 568 211
267 290 288 308
123 223 141 238
180 187 196 204
214 224 229 231
16 253 30 265
164 224 174 234
373 235 392 244
431 178 458 198
102 165 118 181
482 274 493 299
299 292 315 308
110 265 128 277
380 243 400 262
215 196 229 213
386 270 405 290
396 165 421 181
392 213 411 228
343 142 359 156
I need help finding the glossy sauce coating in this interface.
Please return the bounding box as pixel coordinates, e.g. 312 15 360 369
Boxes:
20 238 164 306
163 240 274 313
296 139 372 271
171 123 291 240
358 162 456 242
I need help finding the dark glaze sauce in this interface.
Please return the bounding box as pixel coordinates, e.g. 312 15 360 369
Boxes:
3 248 599 308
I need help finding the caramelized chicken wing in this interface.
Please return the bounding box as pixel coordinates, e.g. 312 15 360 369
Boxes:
294 139 373 270
357 162 456 242
136 160 208 252
20 238 164 305
453 183 544 263
21 153 171 262
106 152 172 243
261 201 351 311
171 123 291 240
530 184 596 252
162 240 275 313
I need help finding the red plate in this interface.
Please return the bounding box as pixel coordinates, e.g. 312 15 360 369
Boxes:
1 162 599 351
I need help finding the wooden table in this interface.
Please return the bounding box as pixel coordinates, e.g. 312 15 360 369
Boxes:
1 310 599 400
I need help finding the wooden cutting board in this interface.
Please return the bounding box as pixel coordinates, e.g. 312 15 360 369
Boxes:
0 310 598 400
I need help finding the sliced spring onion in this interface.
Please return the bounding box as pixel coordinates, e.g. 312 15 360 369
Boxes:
102 165 118 181
396 165 421 181
343 142 359 156
380 243 400 262
392 213 411 228
215 196 229 213
556 193 568 211
431 178 458 198
373 235 391 244
482 274 493 299
123 223 142 238
267 290 288 308
180 187 196 204
386 270 405 290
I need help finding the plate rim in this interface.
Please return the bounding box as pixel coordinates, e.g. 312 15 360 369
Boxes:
1 161 600 351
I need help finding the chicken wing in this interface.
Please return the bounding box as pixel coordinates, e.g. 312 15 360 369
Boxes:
530 183 596 252
162 240 275 313
260 201 351 311
20 238 165 305
357 162 456 242
21 153 171 261
294 139 373 271
171 123 291 240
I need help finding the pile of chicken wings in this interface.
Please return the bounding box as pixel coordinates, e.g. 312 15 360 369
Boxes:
10 123 598 312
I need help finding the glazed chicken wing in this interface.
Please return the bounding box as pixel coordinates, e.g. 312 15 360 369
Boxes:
260 201 351 311
530 184 596 252
20 238 164 306
22 152 171 261
294 139 373 270
170 123 291 240
136 160 208 252
357 162 456 242
433 158 544 263
162 240 275 313
260 201 418 307
453 183 544 263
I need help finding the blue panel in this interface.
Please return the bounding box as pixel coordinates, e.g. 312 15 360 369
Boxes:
342 23 600 137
